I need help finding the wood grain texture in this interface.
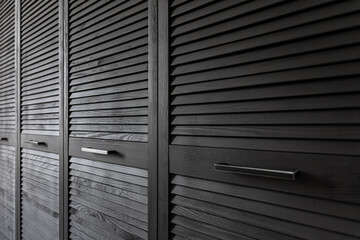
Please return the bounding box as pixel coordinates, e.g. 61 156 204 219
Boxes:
68 0 149 142
167 1 360 239
20 0 60 136
0 144 15 240
0 0 16 134
158 0 170 238
169 0 360 156
69 157 148 240
20 148 59 240
171 174 360 240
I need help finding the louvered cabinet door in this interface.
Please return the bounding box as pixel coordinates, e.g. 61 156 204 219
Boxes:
19 1 61 240
20 0 60 147
167 1 360 239
0 145 15 240
0 0 16 144
68 1 150 239
20 149 59 240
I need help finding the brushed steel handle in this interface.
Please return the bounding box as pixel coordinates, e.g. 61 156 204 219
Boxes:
81 147 113 155
25 140 45 146
0 137 8 141
214 163 299 180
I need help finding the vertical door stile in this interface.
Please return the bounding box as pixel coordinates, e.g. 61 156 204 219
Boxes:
14 0 21 239
148 0 158 239
158 0 170 239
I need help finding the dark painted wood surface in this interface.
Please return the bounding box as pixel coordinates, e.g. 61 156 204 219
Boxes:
14 0 22 239
167 1 360 239
68 0 149 142
69 157 148 240
158 0 170 239
2 0 360 239
147 0 158 238
20 0 60 136
0 0 16 135
170 174 360 240
21 148 59 240
169 0 360 156
0 144 16 240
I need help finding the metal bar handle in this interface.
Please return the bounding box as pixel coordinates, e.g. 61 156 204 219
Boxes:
81 147 113 155
25 140 45 146
214 163 299 180
0 137 8 141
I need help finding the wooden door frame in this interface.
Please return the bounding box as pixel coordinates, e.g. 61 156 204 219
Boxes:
14 0 21 239
158 0 170 239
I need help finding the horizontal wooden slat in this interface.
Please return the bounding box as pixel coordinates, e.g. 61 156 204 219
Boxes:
69 156 148 240
171 1 360 47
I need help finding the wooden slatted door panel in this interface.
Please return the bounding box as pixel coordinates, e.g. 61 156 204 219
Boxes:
20 0 60 136
0 145 15 240
21 149 59 240
69 157 148 240
68 0 149 142
0 0 16 135
170 175 360 240
169 0 360 156
167 1 360 239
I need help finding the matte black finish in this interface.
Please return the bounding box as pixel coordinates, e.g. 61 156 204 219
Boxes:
1 0 360 239
171 175 360 240
169 0 360 155
166 0 360 239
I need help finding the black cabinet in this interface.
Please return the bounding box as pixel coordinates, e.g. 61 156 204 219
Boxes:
0 0 360 239
162 0 360 239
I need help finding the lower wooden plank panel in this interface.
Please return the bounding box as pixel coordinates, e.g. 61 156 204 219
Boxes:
0 144 15 240
20 148 59 240
171 175 360 240
69 157 148 240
